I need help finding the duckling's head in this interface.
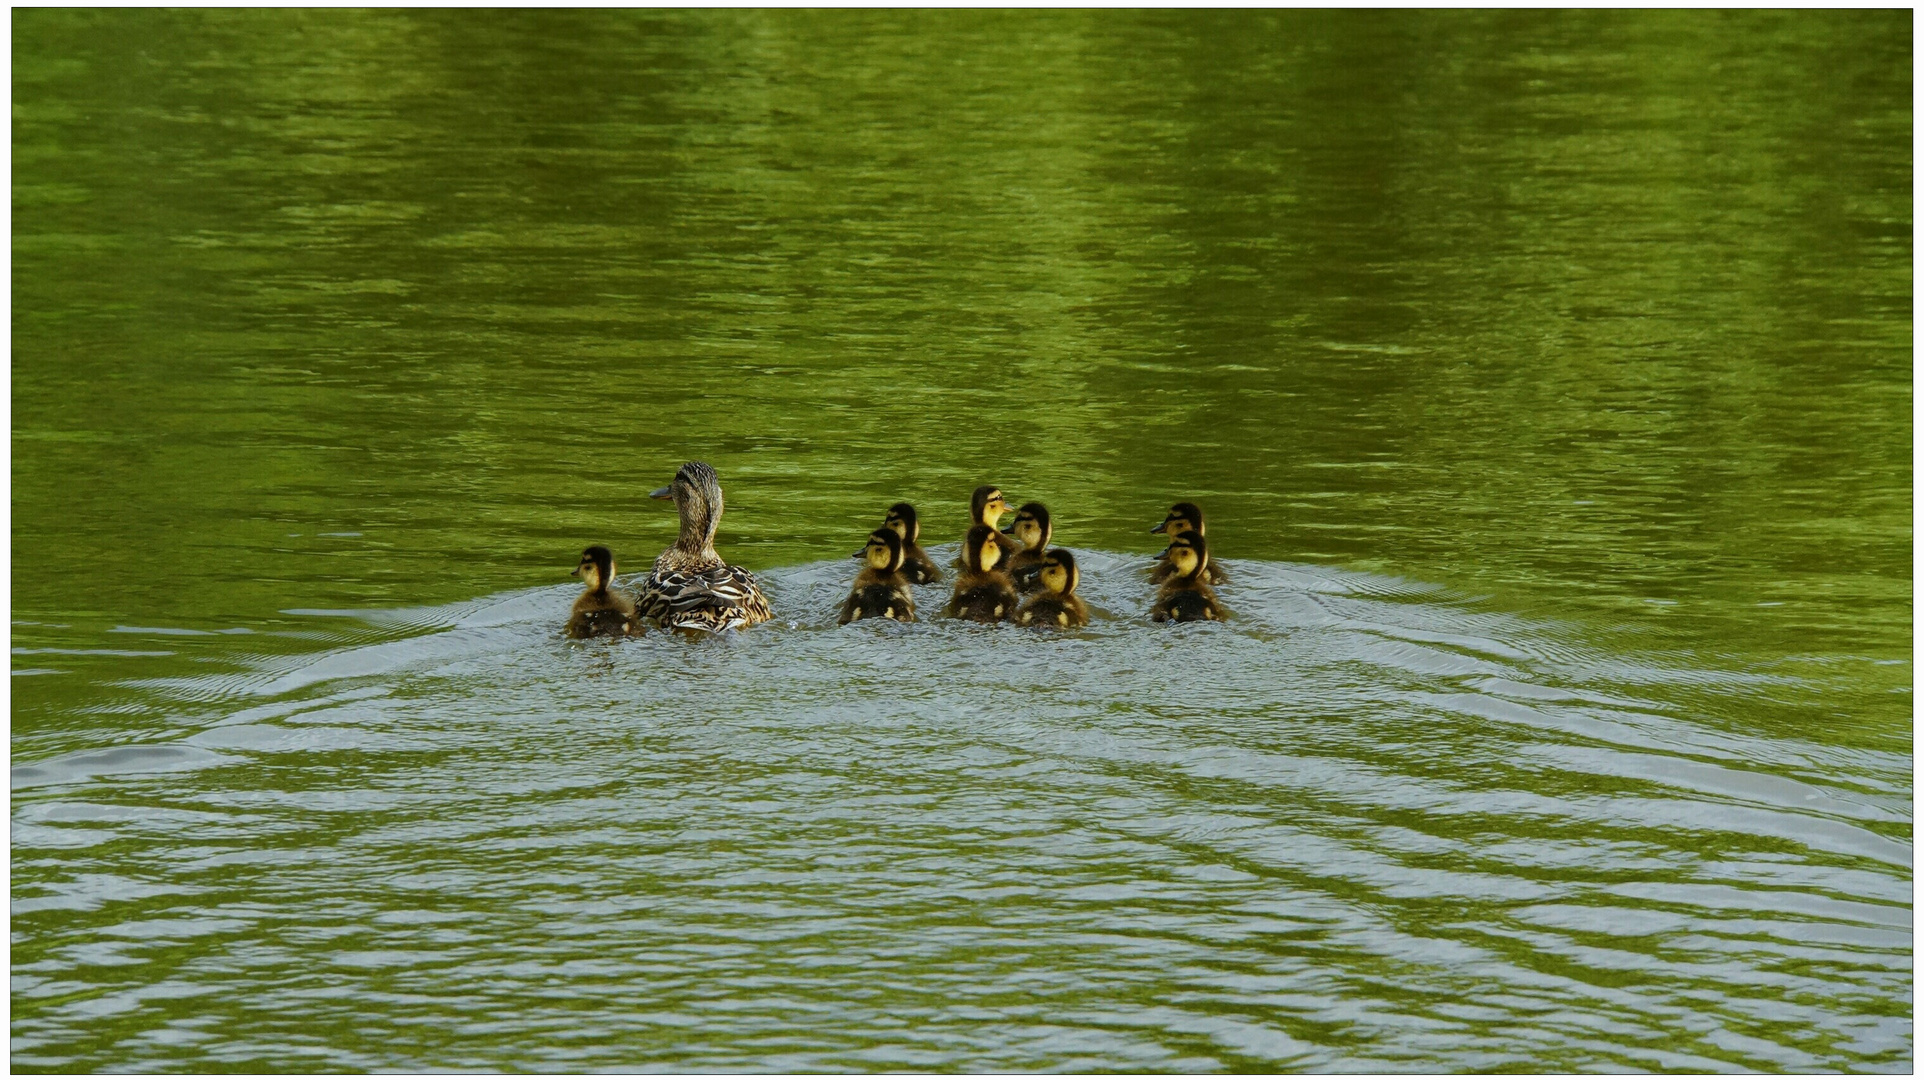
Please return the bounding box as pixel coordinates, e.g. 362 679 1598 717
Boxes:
574 545 615 591
883 502 921 544
649 461 724 549
1038 548 1080 596
862 528 905 573
962 524 1004 574
1150 501 1206 537
1160 529 1209 579
1005 502 1052 551
970 485 1012 528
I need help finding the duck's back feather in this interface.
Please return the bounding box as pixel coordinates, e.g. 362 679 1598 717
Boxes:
639 562 772 632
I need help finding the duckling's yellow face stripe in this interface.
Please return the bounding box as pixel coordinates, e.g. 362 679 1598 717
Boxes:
884 515 909 539
865 540 893 569
1012 515 1041 547
983 494 1009 524
578 561 602 590
1170 545 1200 576
1040 563 1067 594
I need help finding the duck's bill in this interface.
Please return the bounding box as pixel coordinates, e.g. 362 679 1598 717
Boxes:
849 549 866 559
1000 526 1016 534
1149 520 1170 534
648 486 673 500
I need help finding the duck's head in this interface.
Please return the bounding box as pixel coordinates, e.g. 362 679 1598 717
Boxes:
1038 548 1080 596
1005 502 1052 552
962 524 1004 574
883 502 921 545
574 544 615 591
861 528 905 574
1159 529 1209 580
970 485 1012 528
650 461 724 550
1151 501 1206 537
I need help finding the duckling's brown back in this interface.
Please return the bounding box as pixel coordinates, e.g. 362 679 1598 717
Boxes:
1018 593 1088 628
945 572 1017 622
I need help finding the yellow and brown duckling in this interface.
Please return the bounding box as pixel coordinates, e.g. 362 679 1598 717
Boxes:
956 485 1021 568
1150 501 1230 585
874 502 940 585
567 545 642 639
943 523 1020 623
1002 502 1053 593
839 528 917 625
1016 548 1089 628
1151 530 1228 624
637 461 773 633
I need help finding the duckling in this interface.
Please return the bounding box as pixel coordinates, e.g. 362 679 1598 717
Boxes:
636 461 773 633
1016 548 1089 628
1151 530 1228 623
943 524 1019 623
955 485 1021 568
567 545 642 638
1003 502 1053 592
839 528 916 625
1149 500 1230 585
867 502 940 585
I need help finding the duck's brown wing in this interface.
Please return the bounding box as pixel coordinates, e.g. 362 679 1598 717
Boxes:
639 563 772 632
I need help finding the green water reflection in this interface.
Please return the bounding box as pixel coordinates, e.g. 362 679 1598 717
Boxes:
11 8 1913 1071
16 10 1910 657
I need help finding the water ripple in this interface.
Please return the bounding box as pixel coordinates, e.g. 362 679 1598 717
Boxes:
11 557 1910 1070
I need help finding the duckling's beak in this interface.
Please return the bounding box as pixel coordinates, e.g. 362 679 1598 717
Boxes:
1156 543 1173 558
1150 520 1170 534
849 547 866 559
571 565 583 577
1000 525 1016 535
648 486 673 500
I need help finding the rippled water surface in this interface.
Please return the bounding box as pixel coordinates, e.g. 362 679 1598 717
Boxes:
12 9 1912 1072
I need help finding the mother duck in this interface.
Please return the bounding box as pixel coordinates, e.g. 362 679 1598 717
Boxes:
638 461 773 632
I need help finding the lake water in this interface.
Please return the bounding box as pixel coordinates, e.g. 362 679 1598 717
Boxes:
11 10 1912 1072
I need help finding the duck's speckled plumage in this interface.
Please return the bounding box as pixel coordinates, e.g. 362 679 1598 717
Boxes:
637 461 772 633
